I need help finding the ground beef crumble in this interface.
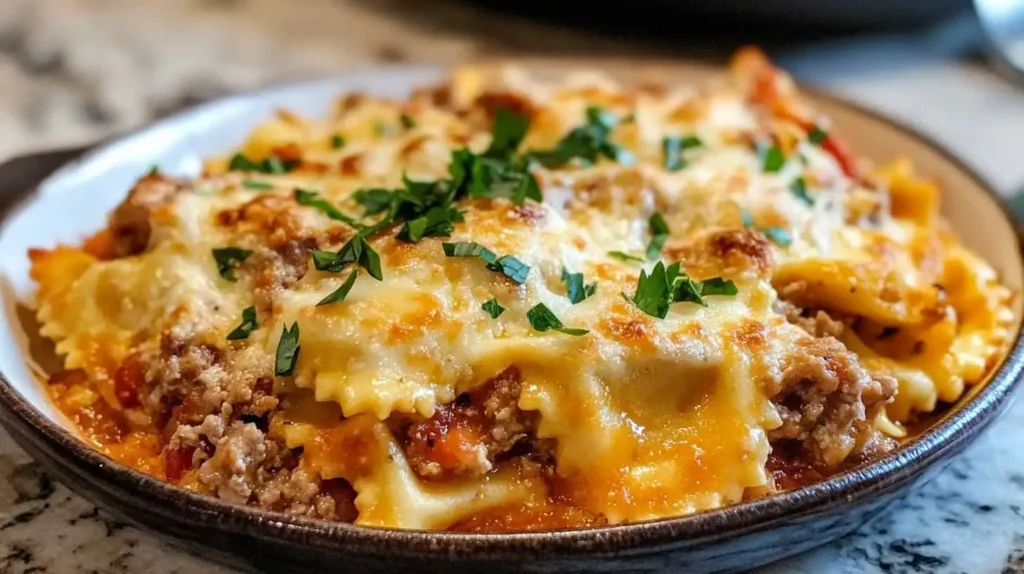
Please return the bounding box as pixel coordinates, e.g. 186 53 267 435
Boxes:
404 366 537 480
766 336 897 466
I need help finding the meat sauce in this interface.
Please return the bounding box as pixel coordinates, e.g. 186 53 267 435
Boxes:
45 361 858 532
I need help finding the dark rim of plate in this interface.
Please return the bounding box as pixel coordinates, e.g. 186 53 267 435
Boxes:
0 67 1022 560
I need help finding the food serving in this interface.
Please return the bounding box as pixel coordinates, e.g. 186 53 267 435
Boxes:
28 48 1013 532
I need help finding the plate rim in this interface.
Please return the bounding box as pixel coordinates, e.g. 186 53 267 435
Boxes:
0 60 1022 559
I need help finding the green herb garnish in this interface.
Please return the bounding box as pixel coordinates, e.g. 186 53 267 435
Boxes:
317 270 358 306
646 211 670 261
761 145 786 173
212 247 252 282
808 126 828 145
741 209 792 247
442 241 497 261
481 298 505 319
400 113 416 130
330 134 346 149
528 106 633 168
622 261 738 318
608 251 645 263
352 188 398 217
274 322 301 376
227 306 258 340
294 188 362 228
790 176 813 206
526 303 589 336
242 180 273 191
561 268 597 304
662 136 702 171
228 152 298 174
309 234 382 280
442 241 530 284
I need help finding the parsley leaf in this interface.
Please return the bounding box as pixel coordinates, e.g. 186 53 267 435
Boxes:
762 227 793 246
623 261 739 317
146 165 160 177
625 261 673 319
353 188 398 217
741 209 792 247
294 188 362 228
442 242 529 284
310 234 383 280
526 303 589 336
608 251 645 263
761 145 786 173
330 134 346 149
808 125 828 145
275 322 301 376
484 108 529 159
229 153 297 174
227 306 258 340
646 211 670 261
699 277 739 296
662 136 702 171
442 241 497 262
561 267 597 304
317 269 358 306
790 176 813 205
397 205 461 243
242 180 273 191
400 113 416 130
489 255 530 285
481 298 505 319
528 106 633 168
212 247 251 282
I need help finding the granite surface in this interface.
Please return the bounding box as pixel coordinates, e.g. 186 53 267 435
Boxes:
2 1 1024 572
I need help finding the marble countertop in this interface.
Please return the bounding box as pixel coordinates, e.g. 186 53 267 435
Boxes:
3 1 1024 572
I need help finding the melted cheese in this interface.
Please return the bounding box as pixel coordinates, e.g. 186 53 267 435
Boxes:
30 54 1013 530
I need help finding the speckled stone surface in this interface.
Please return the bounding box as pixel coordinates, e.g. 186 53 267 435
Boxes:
2 1 1024 572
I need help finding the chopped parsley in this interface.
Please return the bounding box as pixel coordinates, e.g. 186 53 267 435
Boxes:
294 188 362 228
561 267 597 304
662 135 702 171
352 188 397 217
646 211 670 261
228 152 297 174
760 145 786 173
375 121 393 137
242 180 273 191
608 251 645 263
790 176 813 205
484 108 529 159
226 306 258 340
622 261 738 318
442 241 530 285
212 247 251 282
309 234 383 280
146 165 160 177
442 241 496 260
345 108 541 249
481 298 505 319
489 255 530 285
400 113 416 130
330 134 346 149
274 322 301 377
526 303 589 336
528 106 633 168
741 209 792 247
808 125 828 145
317 269 358 307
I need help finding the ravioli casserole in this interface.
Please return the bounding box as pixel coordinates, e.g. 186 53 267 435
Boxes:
29 49 1013 531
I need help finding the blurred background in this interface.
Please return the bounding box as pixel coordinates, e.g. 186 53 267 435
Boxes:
2 0 1024 192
